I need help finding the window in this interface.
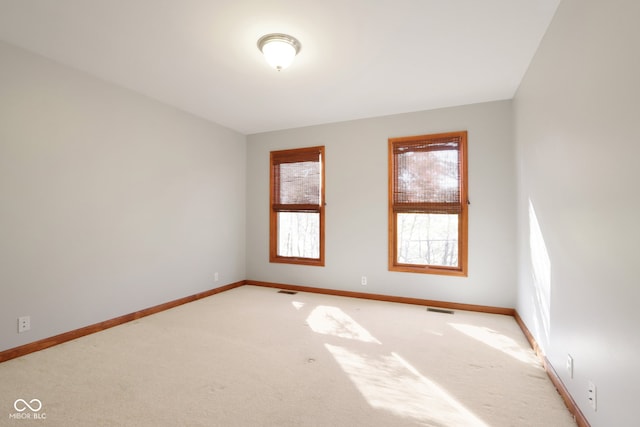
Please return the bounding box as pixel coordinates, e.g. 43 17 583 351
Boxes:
270 146 325 266
388 131 468 276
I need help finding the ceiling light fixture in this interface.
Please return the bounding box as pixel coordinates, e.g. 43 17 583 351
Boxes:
257 33 301 71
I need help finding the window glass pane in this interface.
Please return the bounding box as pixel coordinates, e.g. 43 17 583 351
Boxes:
277 212 320 259
397 213 458 267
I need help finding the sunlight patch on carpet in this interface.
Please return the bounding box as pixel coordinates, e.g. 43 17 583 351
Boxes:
306 306 381 344
325 344 488 426
449 323 539 365
291 301 305 310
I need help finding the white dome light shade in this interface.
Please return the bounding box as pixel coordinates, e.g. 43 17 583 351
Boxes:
257 33 301 71
262 40 296 70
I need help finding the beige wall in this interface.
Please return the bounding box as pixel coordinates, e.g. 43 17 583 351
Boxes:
0 41 247 352
514 0 640 425
247 100 517 308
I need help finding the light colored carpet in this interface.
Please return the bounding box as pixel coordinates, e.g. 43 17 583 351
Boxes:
0 285 576 426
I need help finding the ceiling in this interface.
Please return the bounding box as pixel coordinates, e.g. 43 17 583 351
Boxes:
0 0 560 135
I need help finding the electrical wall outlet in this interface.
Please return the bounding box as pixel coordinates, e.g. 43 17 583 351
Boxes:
361 276 367 285
214 272 219 282
18 316 30 333
588 381 597 411
566 354 573 379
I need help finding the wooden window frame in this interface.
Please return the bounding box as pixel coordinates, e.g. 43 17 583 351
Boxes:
388 131 468 276
270 146 325 266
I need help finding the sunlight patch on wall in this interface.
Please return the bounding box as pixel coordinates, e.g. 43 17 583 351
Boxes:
325 344 488 426
528 199 551 343
449 323 539 365
306 306 381 344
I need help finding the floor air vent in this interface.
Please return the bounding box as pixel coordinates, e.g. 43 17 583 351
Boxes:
427 307 454 315
278 290 298 295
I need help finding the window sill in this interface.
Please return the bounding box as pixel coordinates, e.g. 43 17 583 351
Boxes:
390 264 467 277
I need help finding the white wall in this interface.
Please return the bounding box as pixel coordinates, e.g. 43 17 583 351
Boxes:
247 101 517 308
514 1 640 425
0 41 246 352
